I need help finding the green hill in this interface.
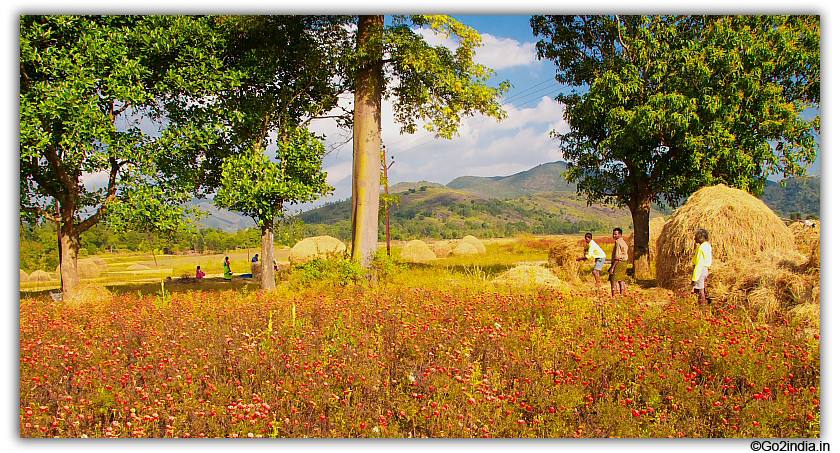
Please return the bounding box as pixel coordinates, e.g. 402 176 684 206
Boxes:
762 176 820 219
445 161 574 198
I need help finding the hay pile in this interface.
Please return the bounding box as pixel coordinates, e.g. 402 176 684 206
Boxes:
400 240 437 263
250 261 262 278
432 241 453 258
29 270 54 282
55 259 101 279
20 269 29 283
547 238 584 284
289 236 347 265
89 256 109 271
656 184 795 290
452 242 479 256
789 220 820 271
492 264 567 289
64 282 111 309
460 235 486 254
655 184 817 325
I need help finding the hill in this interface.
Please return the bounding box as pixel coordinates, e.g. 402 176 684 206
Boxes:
762 176 820 219
446 161 574 198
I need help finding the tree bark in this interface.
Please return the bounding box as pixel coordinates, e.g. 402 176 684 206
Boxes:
260 221 276 290
629 197 654 280
58 222 81 294
351 15 384 269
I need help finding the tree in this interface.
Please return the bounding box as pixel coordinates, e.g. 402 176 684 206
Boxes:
350 15 510 268
20 15 236 293
214 127 332 290
209 15 350 289
531 15 819 278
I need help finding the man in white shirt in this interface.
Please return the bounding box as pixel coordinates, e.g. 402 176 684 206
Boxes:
577 232 607 289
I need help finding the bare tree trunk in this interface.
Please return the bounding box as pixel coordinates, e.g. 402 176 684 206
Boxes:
260 222 276 290
351 15 384 269
58 223 80 294
630 198 654 280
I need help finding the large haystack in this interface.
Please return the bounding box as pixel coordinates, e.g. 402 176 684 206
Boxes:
400 241 437 263
452 242 479 256
289 236 347 265
656 184 795 290
492 265 567 289
29 270 53 283
20 269 29 283
64 282 111 309
432 241 453 258
547 238 584 284
460 235 486 254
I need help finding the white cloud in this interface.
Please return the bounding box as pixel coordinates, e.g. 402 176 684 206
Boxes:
414 29 539 71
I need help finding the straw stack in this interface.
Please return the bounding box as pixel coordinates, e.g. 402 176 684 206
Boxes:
400 241 437 263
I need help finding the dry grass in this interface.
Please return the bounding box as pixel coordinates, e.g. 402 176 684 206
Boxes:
400 241 437 263
789 220 820 272
547 238 585 284
29 270 54 283
63 282 111 309
432 241 453 258
491 264 568 289
460 235 486 254
656 184 795 290
289 236 347 265
452 242 479 256
20 269 29 283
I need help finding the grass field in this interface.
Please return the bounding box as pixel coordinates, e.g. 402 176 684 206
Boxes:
18 236 820 438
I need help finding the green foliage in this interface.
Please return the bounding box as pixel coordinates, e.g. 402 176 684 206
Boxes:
215 126 333 229
531 15 819 210
290 257 365 288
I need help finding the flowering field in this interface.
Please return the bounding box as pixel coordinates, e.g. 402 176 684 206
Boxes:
19 268 820 438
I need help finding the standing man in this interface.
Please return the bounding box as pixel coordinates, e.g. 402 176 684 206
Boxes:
576 232 607 289
691 228 712 306
608 227 629 296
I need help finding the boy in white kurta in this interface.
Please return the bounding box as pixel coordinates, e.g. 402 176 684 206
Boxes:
691 228 712 306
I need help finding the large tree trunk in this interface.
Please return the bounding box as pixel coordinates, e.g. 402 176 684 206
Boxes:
58 222 81 294
351 15 384 269
260 221 276 290
629 198 654 280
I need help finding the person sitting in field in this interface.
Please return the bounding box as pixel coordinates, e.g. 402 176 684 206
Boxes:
252 254 259 263
691 228 713 307
196 266 206 279
576 232 606 289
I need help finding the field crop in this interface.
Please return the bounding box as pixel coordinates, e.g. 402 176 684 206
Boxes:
19 256 820 438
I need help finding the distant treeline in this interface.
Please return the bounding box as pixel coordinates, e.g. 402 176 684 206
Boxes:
19 220 305 273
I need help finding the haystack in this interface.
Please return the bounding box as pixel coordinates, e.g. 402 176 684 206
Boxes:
29 270 53 283
64 282 111 309
547 238 584 283
452 242 479 256
460 235 486 254
127 263 152 271
400 241 437 263
656 184 795 291
250 261 262 278
55 259 101 279
289 236 347 265
789 220 820 271
20 269 29 283
492 265 567 289
432 241 453 258
89 256 109 271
